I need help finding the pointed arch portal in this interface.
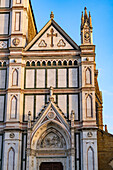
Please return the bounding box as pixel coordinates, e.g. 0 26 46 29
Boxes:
26 101 71 170
29 118 71 170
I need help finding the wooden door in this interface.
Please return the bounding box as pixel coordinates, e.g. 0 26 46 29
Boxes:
40 162 63 170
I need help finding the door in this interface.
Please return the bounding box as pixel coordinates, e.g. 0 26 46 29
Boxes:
40 162 63 170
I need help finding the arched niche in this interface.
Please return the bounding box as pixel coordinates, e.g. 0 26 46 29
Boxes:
85 67 92 84
69 60 72 65
86 95 93 118
31 121 71 151
26 61 30 66
87 147 94 170
37 61 40 66
47 61 51 66
37 128 67 150
12 69 18 86
58 60 62 66
7 147 15 170
74 60 78 65
63 60 67 66
31 61 35 66
42 61 46 66
3 62 6 67
10 96 17 119
53 61 56 66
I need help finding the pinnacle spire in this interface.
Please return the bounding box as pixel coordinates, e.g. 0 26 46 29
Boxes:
84 7 88 21
89 11 92 28
81 11 84 27
50 11 54 19
81 7 93 45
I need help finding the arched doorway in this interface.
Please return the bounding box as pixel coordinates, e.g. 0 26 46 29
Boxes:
40 162 63 170
30 121 71 170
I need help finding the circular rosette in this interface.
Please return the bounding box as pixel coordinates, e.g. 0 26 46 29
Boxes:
47 112 56 120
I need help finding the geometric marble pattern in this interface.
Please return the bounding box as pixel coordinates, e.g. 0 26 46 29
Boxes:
0 41 7 48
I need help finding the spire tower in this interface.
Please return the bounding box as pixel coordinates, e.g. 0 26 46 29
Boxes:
81 7 93 44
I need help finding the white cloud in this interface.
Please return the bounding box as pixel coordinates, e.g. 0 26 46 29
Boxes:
102 90 113 96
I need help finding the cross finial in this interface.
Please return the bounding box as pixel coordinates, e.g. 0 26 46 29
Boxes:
50 11 54 19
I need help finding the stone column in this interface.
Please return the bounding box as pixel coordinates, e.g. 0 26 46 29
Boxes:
82 130 98 170
26 111 32 170
70 110 75 170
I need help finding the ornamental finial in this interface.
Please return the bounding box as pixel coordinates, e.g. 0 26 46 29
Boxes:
84 7 88 20
89 11 92 28
50 11 54 19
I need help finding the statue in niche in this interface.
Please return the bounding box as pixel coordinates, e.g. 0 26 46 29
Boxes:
49 86 54 101
40 132 66 148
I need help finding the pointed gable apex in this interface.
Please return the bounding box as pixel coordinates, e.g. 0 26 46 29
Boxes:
25 19 80 51
33 100 70 132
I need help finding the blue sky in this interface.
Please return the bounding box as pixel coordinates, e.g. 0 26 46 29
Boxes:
31 0 113 134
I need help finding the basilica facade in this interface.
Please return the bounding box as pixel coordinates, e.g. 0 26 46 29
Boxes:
0 0 113 170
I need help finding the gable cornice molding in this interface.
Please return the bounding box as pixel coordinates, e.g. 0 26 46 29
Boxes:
24 19 80 51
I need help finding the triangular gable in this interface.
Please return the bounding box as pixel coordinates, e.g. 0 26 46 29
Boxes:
33 100 70 132
25 19 79 51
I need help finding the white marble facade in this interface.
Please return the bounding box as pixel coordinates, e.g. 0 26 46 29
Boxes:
0 1 98 170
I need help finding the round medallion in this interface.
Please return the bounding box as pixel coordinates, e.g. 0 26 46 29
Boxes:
12 38 20 46
9 133 15 138
47 112 55 119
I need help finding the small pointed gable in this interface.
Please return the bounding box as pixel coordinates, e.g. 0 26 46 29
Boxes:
25 19 79 51
33 100 70 132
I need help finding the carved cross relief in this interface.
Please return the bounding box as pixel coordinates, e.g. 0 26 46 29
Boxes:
47 28 57 47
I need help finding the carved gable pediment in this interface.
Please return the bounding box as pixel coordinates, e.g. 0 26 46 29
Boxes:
32 101 70 134
25 19 79 51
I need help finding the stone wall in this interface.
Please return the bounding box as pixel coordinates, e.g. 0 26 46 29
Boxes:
98 129 113 170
